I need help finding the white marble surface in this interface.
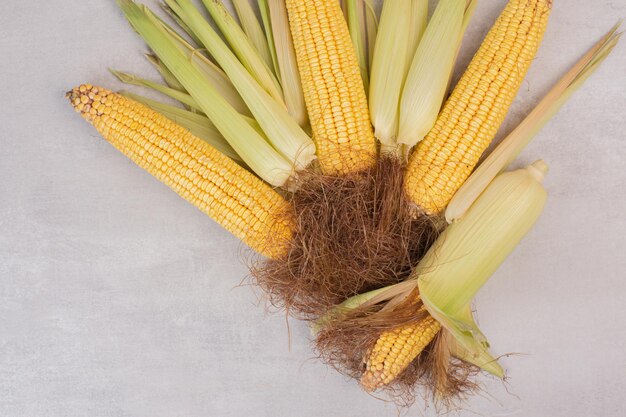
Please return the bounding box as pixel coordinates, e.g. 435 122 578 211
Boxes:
1 1 626 416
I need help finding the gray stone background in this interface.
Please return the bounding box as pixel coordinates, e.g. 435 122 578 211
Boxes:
1 0 625 416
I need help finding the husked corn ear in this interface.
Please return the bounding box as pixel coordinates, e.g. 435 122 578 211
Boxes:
405 0 552 213
361 310 441 391
67 85 292 259
286 0 376 175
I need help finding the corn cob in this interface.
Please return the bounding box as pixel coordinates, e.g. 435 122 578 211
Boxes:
286 0 376 175
67 85 292 259
364 0 552 390
405 0 552 214
361 309 441 391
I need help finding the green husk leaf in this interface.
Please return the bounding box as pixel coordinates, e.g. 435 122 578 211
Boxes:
407 0 428 60
164 0 316 170
110 69 201 111
345 0 371 91
363 0 378 70
257 0 280 79
426 301 504 376
231 0 274 70
145 53 186 92
154 19 252 116
445 22 621 223
444 0 478 96
418 161 549 375
121 91 242 162
397 0 466 147
117 0 293 186
462 0 478 33
268 0 308 127
200 0 283 102
160 2 204 48
312 280 418 334
369 0 413 147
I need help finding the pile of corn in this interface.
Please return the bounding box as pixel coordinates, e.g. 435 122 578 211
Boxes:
67 0 619 405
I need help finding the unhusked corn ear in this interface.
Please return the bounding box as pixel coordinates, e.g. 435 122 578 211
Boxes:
67 85 292 259
286 0 376 175
405 0 552 214
361 309 441 391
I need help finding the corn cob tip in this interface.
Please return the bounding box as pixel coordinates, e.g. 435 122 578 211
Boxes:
67 84 112 122
360 369 385 392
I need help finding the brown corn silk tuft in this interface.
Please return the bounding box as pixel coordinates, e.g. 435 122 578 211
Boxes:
252 156 439 318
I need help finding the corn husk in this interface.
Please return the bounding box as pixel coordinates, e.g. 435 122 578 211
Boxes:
117 0 293 186
161 0 316 171
110 69 201 112
231 0 274 70
406 0 428 60
268 0 308 128
397 0 466 148
145 53 186 92
160 2 204 48
363 0 378 70
155 21 252 116
257 0 280 79
369 0 412 148
345 0 376 92
418 161 549 375
199 0 283 102
446 23 621 223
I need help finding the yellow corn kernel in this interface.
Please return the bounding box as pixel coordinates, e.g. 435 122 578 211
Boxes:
286 0 376 175
361 310 441 391
405 0 552 213
67 85 292 259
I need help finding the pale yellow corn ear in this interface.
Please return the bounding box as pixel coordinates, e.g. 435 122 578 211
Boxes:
67 85 292 259
405 0 552 214
286 0 377 176
361 308 441 391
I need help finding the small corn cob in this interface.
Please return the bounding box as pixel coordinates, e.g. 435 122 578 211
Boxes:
405 0 552 213
361 310 441 391
286 0 376 175
67 85 292 259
